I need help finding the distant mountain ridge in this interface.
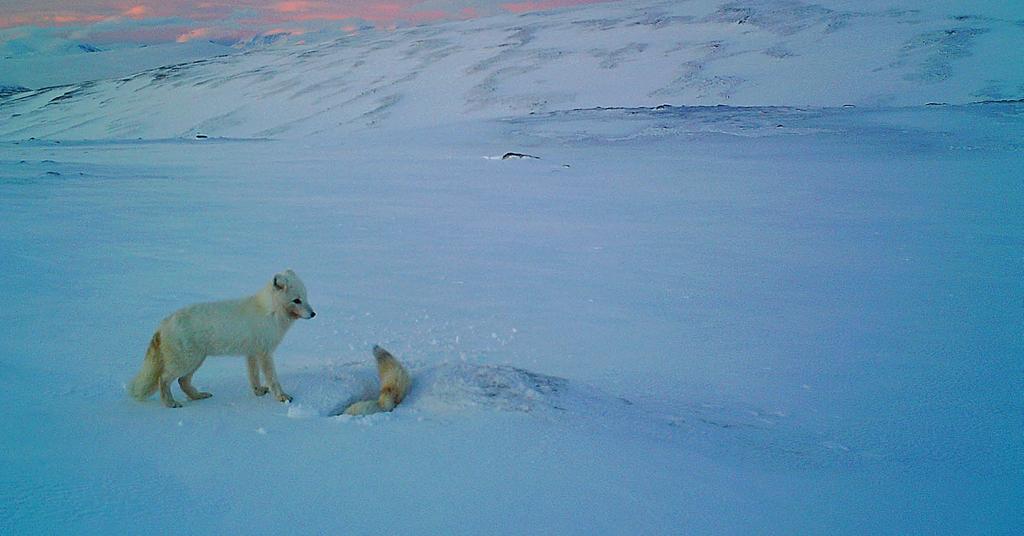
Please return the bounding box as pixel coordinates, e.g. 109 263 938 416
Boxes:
0 85 30 98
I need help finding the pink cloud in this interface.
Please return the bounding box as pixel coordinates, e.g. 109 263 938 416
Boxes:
260 1 449 26
124 2 236 22
273 1 323 13
0 1 615 41
0 12 107 29
175 26 211 42
123 5 150 19
0 1 222 29
501 0 607 14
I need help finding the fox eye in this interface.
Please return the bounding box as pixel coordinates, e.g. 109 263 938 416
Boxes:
292 298 302 304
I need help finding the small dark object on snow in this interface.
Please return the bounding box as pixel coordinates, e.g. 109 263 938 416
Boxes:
195 134 208 139
502 152 540 160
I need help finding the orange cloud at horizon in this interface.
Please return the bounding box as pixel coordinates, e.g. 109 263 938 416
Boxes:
273 1 323 13
123 5 150 19
261 1 449 25
501 0 604 14
0 1 612 41
0 12 107 29
175 26 211 42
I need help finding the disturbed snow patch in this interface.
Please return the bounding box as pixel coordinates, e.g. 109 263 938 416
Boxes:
280 359 865 469
282 360 632 420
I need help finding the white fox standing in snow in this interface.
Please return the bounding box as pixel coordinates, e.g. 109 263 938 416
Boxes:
128 270 315 408
343 346 412 416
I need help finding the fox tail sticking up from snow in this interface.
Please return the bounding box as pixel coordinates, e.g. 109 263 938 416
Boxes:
344 346 412 416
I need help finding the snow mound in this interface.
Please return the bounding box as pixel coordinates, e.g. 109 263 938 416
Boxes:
282 359 632 419
276 358 863 469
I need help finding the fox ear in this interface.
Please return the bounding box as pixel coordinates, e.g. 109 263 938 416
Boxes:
273 273 288 291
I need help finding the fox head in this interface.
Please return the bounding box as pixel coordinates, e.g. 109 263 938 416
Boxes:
271 269 316 320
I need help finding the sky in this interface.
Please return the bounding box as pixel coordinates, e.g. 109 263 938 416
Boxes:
0 0 612 48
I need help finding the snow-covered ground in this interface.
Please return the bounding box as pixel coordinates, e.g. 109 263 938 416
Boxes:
1 0 1022 534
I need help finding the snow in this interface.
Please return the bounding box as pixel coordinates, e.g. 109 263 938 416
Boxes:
1 0 1022 534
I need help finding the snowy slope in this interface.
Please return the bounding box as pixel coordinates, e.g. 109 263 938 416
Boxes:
1 1 1022 534
1 0 1023 140
0 40 235 89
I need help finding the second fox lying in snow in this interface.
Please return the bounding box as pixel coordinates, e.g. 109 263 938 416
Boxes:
343 346 412 416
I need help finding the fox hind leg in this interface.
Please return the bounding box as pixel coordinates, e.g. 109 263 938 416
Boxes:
178 371 212 400
159 375 182 408
159 353 207 407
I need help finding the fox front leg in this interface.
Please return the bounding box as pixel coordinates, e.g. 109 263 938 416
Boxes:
247 355 269 396
257 353 292 403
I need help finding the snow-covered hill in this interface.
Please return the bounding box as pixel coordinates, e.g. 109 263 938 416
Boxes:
2 0 1023 140
0 40 236 90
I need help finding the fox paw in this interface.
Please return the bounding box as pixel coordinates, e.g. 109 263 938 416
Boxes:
190 392 213 400
165 400 183 408
276 393 293 403
253 386 269 396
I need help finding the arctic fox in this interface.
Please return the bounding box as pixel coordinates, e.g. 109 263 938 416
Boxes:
128 270 315 408
344 346 412 416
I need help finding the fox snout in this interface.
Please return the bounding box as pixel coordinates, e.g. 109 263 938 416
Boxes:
287 303 316 319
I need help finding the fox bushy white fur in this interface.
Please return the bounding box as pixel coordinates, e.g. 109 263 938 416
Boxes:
128 270 315 408
344 346 412 416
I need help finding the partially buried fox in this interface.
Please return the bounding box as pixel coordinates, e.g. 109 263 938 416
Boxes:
128 269 315 408
343 345 412 416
